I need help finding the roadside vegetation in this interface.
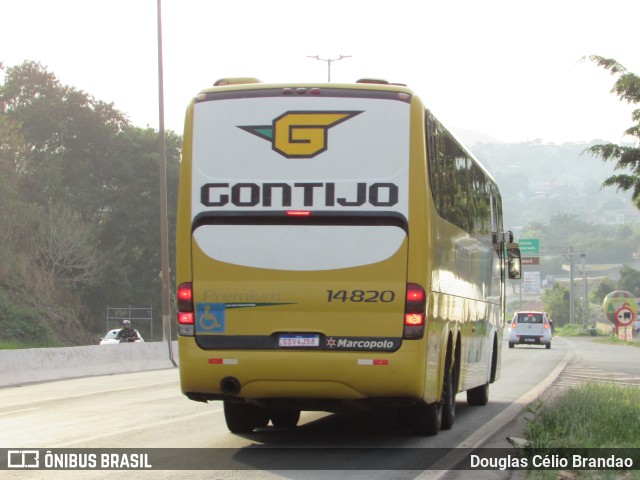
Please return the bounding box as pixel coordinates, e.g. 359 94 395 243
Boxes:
552 324 640 348
0 61 181 346
523 382 640 479
594 335 640 348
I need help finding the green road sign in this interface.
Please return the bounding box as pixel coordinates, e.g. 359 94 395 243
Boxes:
519 238 540 256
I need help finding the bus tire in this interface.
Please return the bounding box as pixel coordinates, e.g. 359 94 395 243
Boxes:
223 400 269 433
441 366 456 430
467 382 489 406
270 409 301 428
404 400 441 436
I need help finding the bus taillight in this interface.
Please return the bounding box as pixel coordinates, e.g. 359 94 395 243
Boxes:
177 282 194 326
404 283 426 339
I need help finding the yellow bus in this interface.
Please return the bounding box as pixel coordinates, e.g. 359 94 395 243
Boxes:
176 77 521 435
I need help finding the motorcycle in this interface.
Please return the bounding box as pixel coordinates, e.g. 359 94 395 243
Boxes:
118 334 142 343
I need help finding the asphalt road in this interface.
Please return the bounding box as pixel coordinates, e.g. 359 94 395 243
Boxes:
1 336 637 480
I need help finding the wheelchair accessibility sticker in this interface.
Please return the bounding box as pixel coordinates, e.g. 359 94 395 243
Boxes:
196 303 226 334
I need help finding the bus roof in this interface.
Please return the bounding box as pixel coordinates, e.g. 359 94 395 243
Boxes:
198 78 415 97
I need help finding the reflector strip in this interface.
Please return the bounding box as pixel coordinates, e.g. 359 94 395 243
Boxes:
208 358 238 365
357 359 389 366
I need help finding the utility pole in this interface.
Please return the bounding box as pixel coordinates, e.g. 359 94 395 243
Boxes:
572 253 589 326
582 253 588 325
307 54 351 82
156 0 176 366
558 247 588 325
534 247 588 325
568 246 575 324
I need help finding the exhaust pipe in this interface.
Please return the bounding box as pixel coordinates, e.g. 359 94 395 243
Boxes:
220 376 241 395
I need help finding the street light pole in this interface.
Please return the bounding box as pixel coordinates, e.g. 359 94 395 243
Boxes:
156 0 176 366
307 54 351 82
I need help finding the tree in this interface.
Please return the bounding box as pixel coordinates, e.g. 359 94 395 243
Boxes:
617 265 640 297
583 56 640 207
82 126 181 335
541 283 571 326
34 202 102 289
0 61 181 344
0 114 41 287
1 61 130 218
588 277 617 305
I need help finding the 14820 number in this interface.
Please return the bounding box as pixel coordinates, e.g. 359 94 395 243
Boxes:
326 289 396 303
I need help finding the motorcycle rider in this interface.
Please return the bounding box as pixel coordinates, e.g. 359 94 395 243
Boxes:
115 320 140 343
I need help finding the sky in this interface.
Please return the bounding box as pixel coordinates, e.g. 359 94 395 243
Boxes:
1 0 639 144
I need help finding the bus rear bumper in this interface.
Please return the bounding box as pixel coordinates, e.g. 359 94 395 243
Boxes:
178 337 428 407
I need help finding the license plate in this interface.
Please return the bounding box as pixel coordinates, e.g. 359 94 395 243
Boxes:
278 334 320 348
524 338 536 342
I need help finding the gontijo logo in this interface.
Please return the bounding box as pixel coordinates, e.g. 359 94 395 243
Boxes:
238 111 362 158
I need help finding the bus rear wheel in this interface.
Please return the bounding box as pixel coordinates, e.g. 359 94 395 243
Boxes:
467 382 489 406
223 400 269 433
269 409 301 428
441 366 456 430
401 399 441 436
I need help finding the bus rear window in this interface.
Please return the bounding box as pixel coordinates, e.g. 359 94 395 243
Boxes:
517 313 543 324
193 224 405 271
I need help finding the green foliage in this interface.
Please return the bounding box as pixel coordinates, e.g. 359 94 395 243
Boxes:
34 202 103 288
541 283 570 326
588 277 616 304
0 61 180 345
554 324 600 337
617 265 640 296
525 382 640 449
583 56 640 208
585 56 640 106
0 289 58 346
541 265 640 328
595 335 640 348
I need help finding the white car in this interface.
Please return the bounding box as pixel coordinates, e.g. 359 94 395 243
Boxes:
99 329 144 345
509 311 552 349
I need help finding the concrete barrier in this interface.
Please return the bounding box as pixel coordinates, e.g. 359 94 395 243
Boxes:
0 341 178 387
